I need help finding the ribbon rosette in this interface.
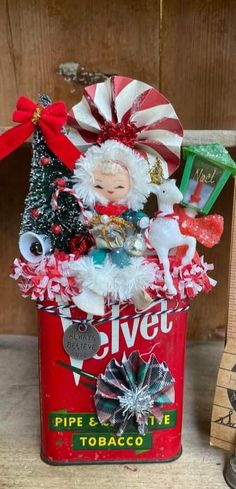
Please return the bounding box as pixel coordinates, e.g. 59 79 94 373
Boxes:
94 350 175 435
67 76 183 177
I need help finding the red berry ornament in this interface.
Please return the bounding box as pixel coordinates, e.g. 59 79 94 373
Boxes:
40 156 50 166
69 233 95 256
30 208 40 219
51 224 62 234
54 177 67 188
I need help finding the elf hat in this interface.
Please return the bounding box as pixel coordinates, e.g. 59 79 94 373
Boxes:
68 75 183 179
73 139 153 210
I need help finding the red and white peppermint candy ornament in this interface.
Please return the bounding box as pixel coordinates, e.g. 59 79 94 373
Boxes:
67 76 183 177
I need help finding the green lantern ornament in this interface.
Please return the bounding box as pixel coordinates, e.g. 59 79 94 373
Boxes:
180 144 236 214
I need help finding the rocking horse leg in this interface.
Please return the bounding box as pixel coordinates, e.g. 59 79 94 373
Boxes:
181 236 196 265
158 249 177 296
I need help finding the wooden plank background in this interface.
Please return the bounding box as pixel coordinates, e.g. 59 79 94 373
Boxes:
0 0 236 338
161 0 236 129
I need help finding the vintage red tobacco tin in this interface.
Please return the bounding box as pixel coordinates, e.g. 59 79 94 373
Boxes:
38 298 188 464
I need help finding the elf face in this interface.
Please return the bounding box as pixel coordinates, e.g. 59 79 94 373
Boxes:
92 166 131 202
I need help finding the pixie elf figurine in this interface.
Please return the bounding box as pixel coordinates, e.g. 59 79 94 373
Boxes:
67 75 184 315
71 139 156 315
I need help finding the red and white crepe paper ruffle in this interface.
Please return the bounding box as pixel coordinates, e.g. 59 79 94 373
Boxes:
10 252 80 303
11 251 216 303
148 256 217 300
67 76 183 178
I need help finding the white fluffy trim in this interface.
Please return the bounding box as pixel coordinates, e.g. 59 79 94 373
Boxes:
73 140 152 211
70 255 156 302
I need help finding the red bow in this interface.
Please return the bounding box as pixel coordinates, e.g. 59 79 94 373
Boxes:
174 205 224 248
94 202 128 216
0 96 82 170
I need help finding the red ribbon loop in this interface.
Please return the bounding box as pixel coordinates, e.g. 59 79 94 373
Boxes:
0 96 82 170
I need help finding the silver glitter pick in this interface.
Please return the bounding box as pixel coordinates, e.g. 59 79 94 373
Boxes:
118 384 154 426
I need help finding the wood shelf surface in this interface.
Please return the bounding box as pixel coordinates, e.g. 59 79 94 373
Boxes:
0 335 227 489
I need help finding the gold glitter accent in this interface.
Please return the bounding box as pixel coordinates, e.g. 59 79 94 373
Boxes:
89 216 133 249
32 106 43 125
149 158 164 184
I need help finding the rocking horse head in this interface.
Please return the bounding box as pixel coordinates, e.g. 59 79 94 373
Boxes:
151 179 183 207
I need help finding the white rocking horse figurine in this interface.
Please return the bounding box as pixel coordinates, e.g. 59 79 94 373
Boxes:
148 179 196 295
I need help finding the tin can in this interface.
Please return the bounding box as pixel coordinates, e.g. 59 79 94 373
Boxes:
38 298 188 464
